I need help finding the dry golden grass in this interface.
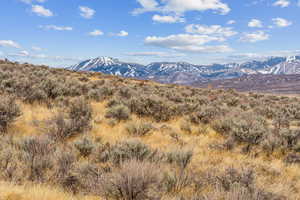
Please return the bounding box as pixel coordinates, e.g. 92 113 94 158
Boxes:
6 100 300 199
0 182 99 200
9 102 56 137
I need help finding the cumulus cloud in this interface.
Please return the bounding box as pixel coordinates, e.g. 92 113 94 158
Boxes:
39 25 73 31
0 40 21 48
115 30 129 37
152 15 185 23
185 24 237 37
31 5 53 17
79 6 95 19
145 34 232 53
273 0 290 7
272 18 292 27
227 20 236 25
240 31 269 43
248 19 263 28
89 30 104 36
133 0 230 15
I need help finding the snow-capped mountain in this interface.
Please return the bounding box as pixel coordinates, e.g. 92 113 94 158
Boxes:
68 55 300 85
69 57 147 77
259 56 300 75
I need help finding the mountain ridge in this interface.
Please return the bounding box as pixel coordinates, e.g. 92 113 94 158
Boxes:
69 55 300 85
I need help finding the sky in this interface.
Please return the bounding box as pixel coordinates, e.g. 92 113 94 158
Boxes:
0 0 300 67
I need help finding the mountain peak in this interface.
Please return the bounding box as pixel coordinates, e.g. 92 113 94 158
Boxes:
286 56 299 63
92 57 120 65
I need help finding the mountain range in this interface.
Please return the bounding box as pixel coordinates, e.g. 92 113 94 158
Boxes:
68 55 300 85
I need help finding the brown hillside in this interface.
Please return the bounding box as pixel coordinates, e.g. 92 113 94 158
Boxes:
0 60 300 200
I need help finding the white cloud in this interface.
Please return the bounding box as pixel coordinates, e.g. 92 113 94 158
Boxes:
152 14 185 23
133 0 230 15
32 46 43 51
227 20 236 25
40 25 73 31
273 0 290 7
240 31 269 43
89 30 104 36
0 40 21 48
137 0 159 10
17 50 30 56
185 24 237 37
145 34 232 53
248 19 263 28
79 6 95 19
116 30 129 37
272 18 292 27
31 5 53 17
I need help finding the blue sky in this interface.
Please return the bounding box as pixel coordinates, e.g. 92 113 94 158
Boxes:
0 0 300 66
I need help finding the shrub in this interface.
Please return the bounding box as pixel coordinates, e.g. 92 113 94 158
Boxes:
273 112 290 130
217 167 254 192
163 170 191 194
0 96 21 132
74 162 104 194
18 136 55 182
87 89 102 101
279 129 300 150
166 149 193 169
54 150 75 182
105 105 130 121
201 167 286 200
68 97 92 133
284 153 300 164
190 106 224 125
229 113 267 145
74 137 95 157
127 95 175 122
125 121 153 136
0 147 19 182
46 113 74 141
100 160 161 200
109 139 160 165
24 87 47 103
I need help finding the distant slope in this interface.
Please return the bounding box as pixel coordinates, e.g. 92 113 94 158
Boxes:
195 74 300 94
